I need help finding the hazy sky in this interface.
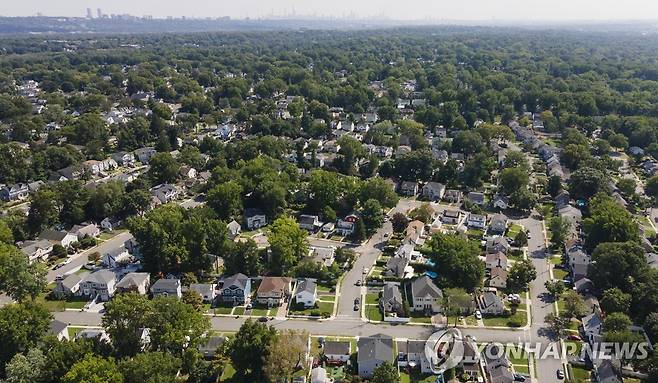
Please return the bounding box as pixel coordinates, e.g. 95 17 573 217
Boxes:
3 0 658 21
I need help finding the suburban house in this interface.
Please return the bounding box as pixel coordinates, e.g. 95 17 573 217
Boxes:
486 252 508 270
227 220 241 239
311 367 331 383
492 195 509 210
299 215 322 232
422 182 446 201
102 247 131 267
79 270 117 301
70 222 100 240
312 246 336 267
396 244 415 260
486 237 511 254
397 339 433 374
179 166 197 179
100 217 122 232
567 245 591 281
294 278 318 308
115 272 151 295
53 273 84 299
76 329 110 343
380 282 405 318
466 192 485 206
244 208 267 230
488 267 508 289
477 292 505 315
150 278 183 299
385 256 410 278
190 283 217 303
335 219 355 236
134 147 157 163
444 189 461 203
83 158 117 175
0 183 29 201
39 229 78 248
19 239 53 263
48 320 70 341
151 184 179 204
467 213 487 229
56 165 83 181
256 277 292 307
323 340 351 363
489 214 508 234
460 340 481 378
357 334 394 378
582 311 603 343
111 151 136 167
410 275 443 313
399 181 418 196
221 273 251 305
442 209 463 225
406 220 425 238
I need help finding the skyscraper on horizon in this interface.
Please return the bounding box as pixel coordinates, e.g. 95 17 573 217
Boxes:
86 8 93 19
97 8 102 19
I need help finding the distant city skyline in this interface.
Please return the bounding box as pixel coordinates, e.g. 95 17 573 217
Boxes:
3 0 658 22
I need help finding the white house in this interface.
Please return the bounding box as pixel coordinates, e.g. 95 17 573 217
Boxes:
102 247 131 268
294 278 318 308
467 213 487 229
79 270 117 302
39 229 78 248
150 278 183 299
410 276 443 313
244 208 267 230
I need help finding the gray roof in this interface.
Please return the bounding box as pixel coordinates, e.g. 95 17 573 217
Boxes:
410 275 443 300
116 272 150 290
48 319 68 336
324 340 350 355
190 283 215 297
198 336 226 353
357 334 394 364
84 270 115 285
223 273 249 290
480 292 502 309
382 283 403 306
60 273 84 289
296 278 317 295
151 278 180 291
583 312 603 335
39 229 71 242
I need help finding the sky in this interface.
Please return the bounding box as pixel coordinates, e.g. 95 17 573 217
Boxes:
3 0 658 21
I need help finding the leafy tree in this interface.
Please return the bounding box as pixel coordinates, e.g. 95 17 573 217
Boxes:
147 153 180 184
509 189 537 211
40 337 97 383
0 243 46 302
601 288 632 314
544 312 569 338
0 302 51 373
264 330 309 383
182 290 205 312
616 178 636 198
507 259 537 293
27 188 60 235
229 320 278 382
3 348 47 383
62 355 123 383
102 293 153 358
207 181 243 220
443 288 473 326
514 231 528 247
224 239 263 276
604 312 633 332
0 220 13 244
562 291 589 319
361 199 384 234
423 233 484 291
371 361 400 383
548 216 571 248
408 204 434 224
393 150 435 181
583 194 639 252
545 280 566 298
547 176 563 198
646 175 658 199
120 352 182 383
568 167 610 200
147 296 211 354
352 219 367 242
391 212 408 233
359 178 399 209
268 216 309 275
498 167 529 195
589 241 648 294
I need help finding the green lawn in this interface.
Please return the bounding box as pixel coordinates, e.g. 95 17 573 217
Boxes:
219 362 237 382
288 301 334 316
365 305 384 321
233 307 246 315
250 307 270 316
365 293 380 305
549 256 563 265
570 365 592 383
67 326 87 339
507 224 523 238
400 372 439 383
65 299 88 309
482 310 527 328
319 295 336 302
214 306 234 315
553 267 568 280
409 311 432 323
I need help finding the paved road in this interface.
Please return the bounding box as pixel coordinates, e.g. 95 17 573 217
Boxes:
46 232 134 283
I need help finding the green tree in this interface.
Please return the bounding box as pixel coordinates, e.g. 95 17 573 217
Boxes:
603 312 633 332
371 361 400 383
588 242 648 293
147 296 211 355
547 175 562 197
562 290 589 319
62 355 123 383
27 188 60 235
120 352 182 383
263 330 309 383
148 152 180 184
568 167 610 200
507 259 537 293
0 302 51 372
545 280 566 298
0 220 13 244
583 194 639 252
548 216 572 248
361 199 384 234
3 348 47 383
423 233 484 291
207 181 243 220
391 212 408 233
601 288 632 314
0 243 46 302
229 320 278 382
102 293 153 357
646 175 658 199
224 239 263 276
268 216 309 275
359 178 399 209
498 167 529 195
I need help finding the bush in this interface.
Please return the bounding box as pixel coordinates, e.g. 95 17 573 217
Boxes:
310 310 321 317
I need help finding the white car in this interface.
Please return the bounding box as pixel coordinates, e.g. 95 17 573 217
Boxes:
475 310 482 320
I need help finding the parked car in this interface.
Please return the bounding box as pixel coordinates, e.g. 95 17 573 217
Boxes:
514 373 526 382
258 317 268 323
355 280 362 286
475 310 482 320
83 262 95 270
354 298 360 305
354 304 360 311
556 370 564 380
567 334 582 341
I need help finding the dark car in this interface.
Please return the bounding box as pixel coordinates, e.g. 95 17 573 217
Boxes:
557 369 565 379
354 298 360 305
354 304 360 311
258 316 268 323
